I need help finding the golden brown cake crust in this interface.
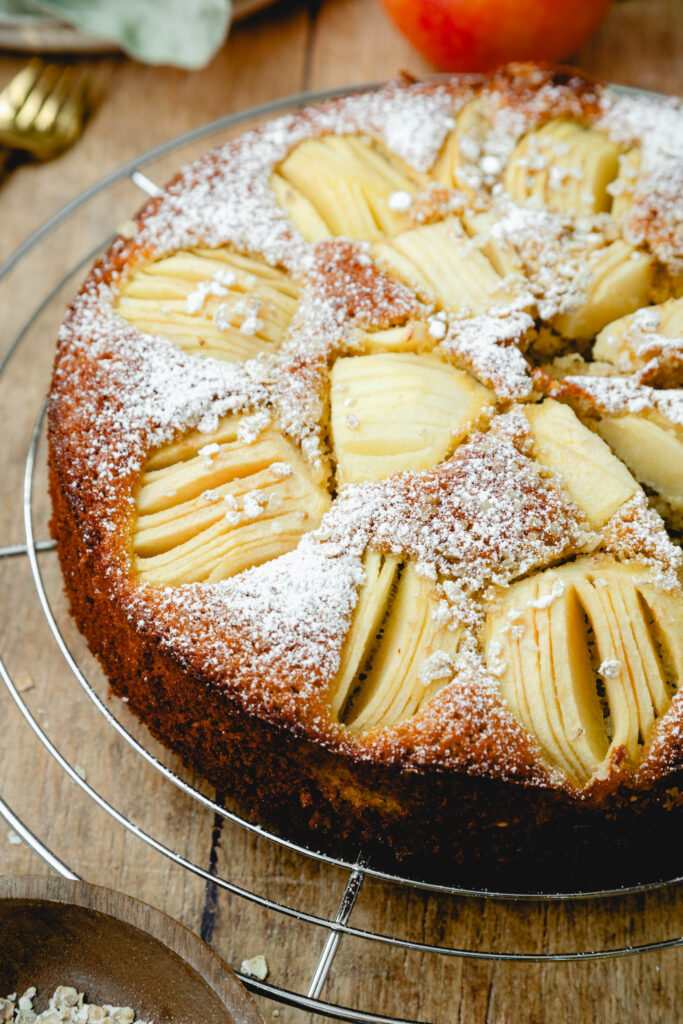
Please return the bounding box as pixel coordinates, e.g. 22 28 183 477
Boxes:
48 64 683 876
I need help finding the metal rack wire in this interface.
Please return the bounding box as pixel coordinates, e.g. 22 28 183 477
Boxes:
1 87 682 1024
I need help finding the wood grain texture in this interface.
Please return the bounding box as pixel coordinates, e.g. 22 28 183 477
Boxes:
0 876 264 1024
0 2 682 1022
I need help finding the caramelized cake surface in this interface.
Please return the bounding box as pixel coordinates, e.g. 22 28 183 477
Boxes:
48 65 683 874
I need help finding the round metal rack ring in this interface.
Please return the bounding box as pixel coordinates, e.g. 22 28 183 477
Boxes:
1 81 682 1024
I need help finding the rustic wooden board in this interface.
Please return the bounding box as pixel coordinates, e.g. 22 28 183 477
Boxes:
1 2 682 1022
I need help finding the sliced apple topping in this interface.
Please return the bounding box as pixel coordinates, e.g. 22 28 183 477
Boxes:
330 352 494 485
461 208 526 278
461 208 653 341
504 119 620 215
354 320 436 355
374 219 518 314
431 98 491 195
330 551 398 722
272 135 421 242
331 555 463 733
484 558 683 784
524 399 639 529
116 248 299 362
485 567 608 784
552 241 653 341
132 413 330 586
609 148 642 220
596 413 683 523
593 297 683 374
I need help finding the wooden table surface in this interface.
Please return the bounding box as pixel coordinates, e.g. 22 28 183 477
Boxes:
1 2 682 1022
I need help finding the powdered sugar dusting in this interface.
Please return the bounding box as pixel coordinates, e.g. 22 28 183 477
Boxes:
51 280 268 512
269 241 424 466
49 68 683 791
316 416 595 608
602 493 682 589
556 375 683 429
486 199 618 320
599 91 683 175
439 309 534 398
386 634 556 783
129 537 366 699
599 90 683 271
135 80 472 271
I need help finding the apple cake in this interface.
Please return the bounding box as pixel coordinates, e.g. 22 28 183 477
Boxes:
48 64 683 881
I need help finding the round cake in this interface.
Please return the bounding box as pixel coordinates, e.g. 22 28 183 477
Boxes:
48 64 683 883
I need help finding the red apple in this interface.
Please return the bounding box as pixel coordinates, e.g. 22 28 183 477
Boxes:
379 0 612 72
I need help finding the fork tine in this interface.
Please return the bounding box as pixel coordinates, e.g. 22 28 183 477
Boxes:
0 58 43 123
53 78 89 144
14 63 61 133
0 59 90 160
32 67 77 134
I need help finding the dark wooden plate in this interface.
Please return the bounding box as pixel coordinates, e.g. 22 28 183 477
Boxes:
0 876 264 1024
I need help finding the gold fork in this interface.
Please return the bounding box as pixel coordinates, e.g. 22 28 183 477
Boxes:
0 58 89 161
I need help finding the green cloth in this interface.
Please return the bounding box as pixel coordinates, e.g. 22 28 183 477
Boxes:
1 0 232 69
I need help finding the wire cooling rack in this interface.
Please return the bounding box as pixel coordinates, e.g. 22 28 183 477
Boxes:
1 85 683 1024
